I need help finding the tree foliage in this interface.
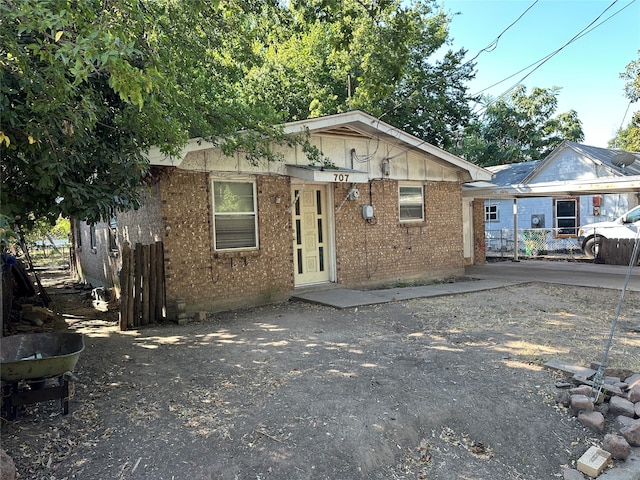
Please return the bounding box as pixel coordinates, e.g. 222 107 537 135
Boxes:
241 0 476 149
460 85 584 166
0 0 284 226
609 51 640 151
1 0 484 227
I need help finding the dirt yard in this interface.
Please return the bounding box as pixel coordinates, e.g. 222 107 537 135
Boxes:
1 269 639 480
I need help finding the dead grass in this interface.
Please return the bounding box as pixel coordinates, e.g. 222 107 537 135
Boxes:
409 283 640 372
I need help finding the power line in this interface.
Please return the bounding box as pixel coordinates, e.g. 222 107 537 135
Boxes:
618 100 633 131
462 0 539 67
474 0 636 115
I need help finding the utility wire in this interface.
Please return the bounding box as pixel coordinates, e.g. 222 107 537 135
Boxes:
375 0 539 137
474 0 635 115
618 100 633 131
462 0 539 67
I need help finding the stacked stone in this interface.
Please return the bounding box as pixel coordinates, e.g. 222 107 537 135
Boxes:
560 372 640 479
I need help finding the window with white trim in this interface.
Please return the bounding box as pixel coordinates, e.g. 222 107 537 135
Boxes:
554 198 578 237
212 180 258 250
485 204 499 222
399 185 424 222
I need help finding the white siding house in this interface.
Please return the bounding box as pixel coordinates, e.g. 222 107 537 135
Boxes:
480 141 640 255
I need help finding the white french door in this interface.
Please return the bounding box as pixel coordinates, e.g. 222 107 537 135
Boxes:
292 185 330 285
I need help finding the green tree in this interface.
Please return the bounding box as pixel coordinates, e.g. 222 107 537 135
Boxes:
0 0 285 227
609 52 640 151
241 0 475 148
460 85 584 166
2 0 481 230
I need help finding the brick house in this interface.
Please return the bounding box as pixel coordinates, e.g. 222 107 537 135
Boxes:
73 111 492 315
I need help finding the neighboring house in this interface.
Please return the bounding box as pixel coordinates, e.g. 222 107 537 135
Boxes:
73 110 492 315
481 141 640 254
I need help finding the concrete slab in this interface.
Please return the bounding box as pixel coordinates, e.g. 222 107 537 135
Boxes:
466 259 640 292
291 279 524 309
293 258 640 309
544 359 597 379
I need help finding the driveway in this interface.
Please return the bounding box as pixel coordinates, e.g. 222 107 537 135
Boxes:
466 258 640 291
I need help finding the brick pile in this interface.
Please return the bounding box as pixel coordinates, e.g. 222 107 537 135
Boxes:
553 366 640 479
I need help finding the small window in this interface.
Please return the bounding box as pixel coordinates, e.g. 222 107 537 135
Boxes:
485 204 499 222
90 224 97 249
212 180 258 250
554 198 578 236
399 185 424 222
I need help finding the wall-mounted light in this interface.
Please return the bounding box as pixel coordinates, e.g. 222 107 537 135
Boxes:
275 195 282 204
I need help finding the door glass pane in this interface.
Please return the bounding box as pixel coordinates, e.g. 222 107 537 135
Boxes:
316 190 322 215
297 248 303 274
319 246 324 271
294 190 300 215
296 220 302 245
317 219 323 243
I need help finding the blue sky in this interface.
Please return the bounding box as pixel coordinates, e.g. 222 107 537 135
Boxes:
439 0 639 148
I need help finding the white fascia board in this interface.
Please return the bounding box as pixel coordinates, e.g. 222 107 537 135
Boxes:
462 175 640 198
146 137 217 167
146 110 493 183
282 111 493 183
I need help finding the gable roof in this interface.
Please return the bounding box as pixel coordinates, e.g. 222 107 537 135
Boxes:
147 110 492 182
526 140 640 180
486 160 540 187
463 141 640 198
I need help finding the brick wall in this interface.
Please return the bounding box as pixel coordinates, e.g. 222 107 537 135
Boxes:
76 172 476 313
160 170 293 313
333 179 465 287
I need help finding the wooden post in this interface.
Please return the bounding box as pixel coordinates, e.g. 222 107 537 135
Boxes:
142 244 151 325
155 241 165 321
134 243 143 327
149 243 157 323
126 244 135 329
119 242 131 331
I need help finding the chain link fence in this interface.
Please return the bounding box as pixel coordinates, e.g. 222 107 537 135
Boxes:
485 228 585 259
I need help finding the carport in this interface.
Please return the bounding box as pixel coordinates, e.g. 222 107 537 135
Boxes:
463 174 640 262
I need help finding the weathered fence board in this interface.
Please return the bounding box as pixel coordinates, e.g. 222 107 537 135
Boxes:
600 238 640 266
119 241 166 330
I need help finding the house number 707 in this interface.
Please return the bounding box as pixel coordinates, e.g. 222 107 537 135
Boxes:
333 173 349 182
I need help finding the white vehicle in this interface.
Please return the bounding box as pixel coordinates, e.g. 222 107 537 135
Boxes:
577 205 640 258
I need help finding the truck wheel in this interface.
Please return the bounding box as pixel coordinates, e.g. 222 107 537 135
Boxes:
583 237 602 258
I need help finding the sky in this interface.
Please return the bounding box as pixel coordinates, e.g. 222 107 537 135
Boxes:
438 0 640 148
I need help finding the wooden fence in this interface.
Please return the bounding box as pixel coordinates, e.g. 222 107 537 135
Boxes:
599 238 640 266
119 241 166 330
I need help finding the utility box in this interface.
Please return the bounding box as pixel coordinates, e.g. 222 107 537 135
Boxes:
531 214 545 228
577 446 611 477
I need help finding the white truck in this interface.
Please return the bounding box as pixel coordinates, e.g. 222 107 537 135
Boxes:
577 205 640 258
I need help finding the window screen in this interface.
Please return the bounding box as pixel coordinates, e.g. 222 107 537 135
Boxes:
399 185 424 222
212 181 258 250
